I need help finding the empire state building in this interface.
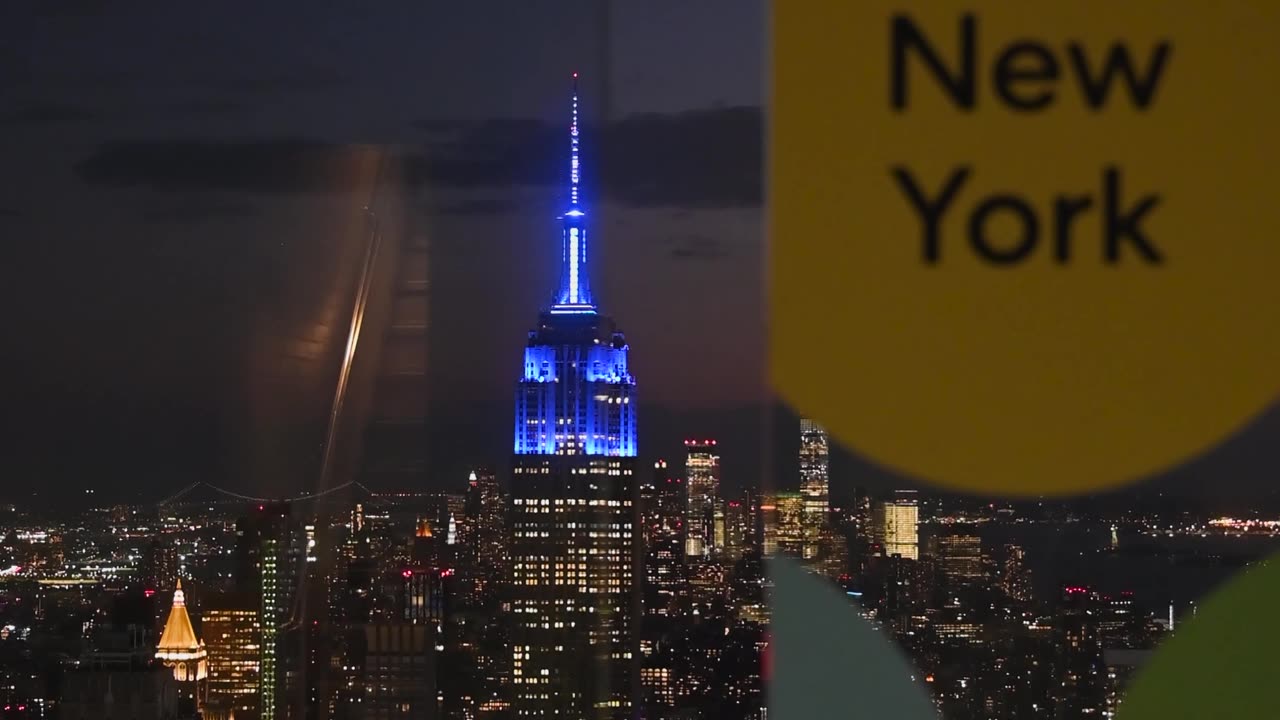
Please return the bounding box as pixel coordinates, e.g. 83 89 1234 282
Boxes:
509 76 639 718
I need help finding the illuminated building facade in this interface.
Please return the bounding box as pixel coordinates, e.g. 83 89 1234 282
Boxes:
763 492 805 558
143 539 179 595
1000 544 1032 603
798 419 829 560
508 77 638 718
934 533 983 585
464 467 507 603
817 525 849 580
640 460 685 616
1059 585 1108 716
202 592 261 719
723 499 749 565
874 490 919 560
684 440 720 560
234 503 298 720
154 580 207 706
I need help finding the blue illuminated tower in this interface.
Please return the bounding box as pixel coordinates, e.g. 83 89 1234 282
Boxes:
509 75 639 719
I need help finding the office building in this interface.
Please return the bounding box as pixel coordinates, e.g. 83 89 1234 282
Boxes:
763 492 805 558
203 592 261 719
873 491 919 560
934 533 983 585
508 77 639 718
641 460 686 616
684 440 720 560
356 624 437 719
234 503 299 720
798 419 829 560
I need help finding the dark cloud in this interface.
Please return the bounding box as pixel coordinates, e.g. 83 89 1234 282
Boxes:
434 198 520 216
75 107 762 207
411 118 464 133
75 139 368 192
0 102 99 127
409 118 560 188
404 108 762 207
166 99 248 115
410 108 763 208
184 65 348 94
602 107 761 208
30 0 111 17
669 233 728 260
141 201 260 223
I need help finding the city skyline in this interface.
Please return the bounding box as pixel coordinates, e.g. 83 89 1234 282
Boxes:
2 2 1279 503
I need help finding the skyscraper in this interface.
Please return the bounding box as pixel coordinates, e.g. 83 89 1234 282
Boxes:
143 538 179 594
508 76 639 719
154 580 207 706
999 544 1032 603
355 624 437 719
723 499 749 565
463 467 506 604
933 532 983 586
763 492 805 558
684 440 720 560
638 461 684 715
641 460 686 616
798 419 829 560
234 503 298 720
202 592 260 719
873 490 919 560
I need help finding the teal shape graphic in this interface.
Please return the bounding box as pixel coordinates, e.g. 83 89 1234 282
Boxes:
769 556 938 718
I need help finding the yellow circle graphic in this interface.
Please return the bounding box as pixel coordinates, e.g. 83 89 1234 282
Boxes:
771 1 1280 495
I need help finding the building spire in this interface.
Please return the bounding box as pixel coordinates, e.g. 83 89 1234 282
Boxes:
156 577 208 683
552 72 596 314
570 71 581 207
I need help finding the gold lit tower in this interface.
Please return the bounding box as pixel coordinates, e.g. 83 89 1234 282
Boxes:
155 580 208 705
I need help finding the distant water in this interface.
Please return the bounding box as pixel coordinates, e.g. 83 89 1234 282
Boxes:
925 523 1280 618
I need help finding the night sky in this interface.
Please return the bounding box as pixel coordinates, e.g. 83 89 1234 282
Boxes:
0 1 1275 505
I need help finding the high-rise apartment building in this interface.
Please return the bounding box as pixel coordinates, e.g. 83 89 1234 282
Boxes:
143 539 180 595
873 490 919 560
202 592 261 719
508 77 639 719
999 544 1032 603
684 440 720 560
798 419 829 560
